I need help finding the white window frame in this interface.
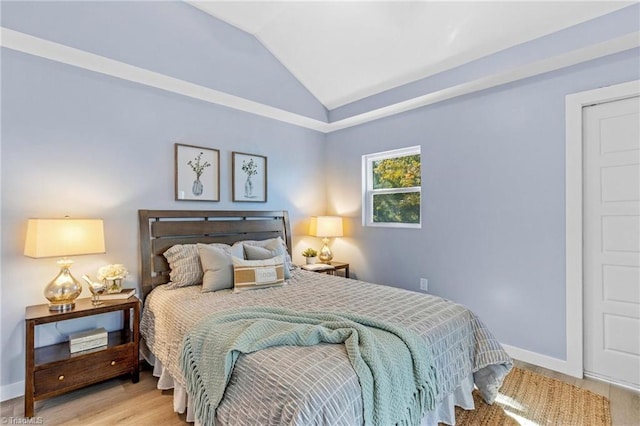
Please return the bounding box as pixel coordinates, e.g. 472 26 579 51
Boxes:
362 146 421 228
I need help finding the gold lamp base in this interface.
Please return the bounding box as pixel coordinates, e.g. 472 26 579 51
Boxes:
45 259 82 311
318 237 334 264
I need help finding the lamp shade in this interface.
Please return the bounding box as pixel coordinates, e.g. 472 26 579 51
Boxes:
309 216 343 238
24 218 106 258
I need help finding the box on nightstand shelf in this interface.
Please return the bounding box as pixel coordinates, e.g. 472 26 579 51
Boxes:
69 327 108 353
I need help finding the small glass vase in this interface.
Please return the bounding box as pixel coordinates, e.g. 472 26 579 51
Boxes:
192 178 203 196
105 278 123 294
244 175 253 197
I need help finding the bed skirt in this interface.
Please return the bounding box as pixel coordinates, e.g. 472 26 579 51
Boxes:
142 347 476 426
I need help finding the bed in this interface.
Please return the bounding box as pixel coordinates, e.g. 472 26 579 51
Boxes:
138 209 512 425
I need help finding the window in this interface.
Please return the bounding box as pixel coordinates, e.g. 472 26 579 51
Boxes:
362 146 421 228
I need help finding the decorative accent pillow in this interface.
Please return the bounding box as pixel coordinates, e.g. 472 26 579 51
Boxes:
232 256 285 293
243 241 292 279
163 244 201 288
164 243 243 289
241 237 293 271
198 244 243 292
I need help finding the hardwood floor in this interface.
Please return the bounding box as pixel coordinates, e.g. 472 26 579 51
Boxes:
1 366 187 426
1 361 638 425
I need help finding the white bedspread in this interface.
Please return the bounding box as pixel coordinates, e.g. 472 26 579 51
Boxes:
141 269 512 425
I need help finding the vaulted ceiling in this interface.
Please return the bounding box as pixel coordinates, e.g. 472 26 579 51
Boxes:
189 1 632 110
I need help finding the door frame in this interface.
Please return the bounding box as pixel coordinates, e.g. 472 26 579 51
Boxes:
565 79 640 378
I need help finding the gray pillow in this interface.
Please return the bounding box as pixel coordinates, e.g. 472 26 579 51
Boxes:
242 237 293 273
197 243 244 292
163 244 202 288
243 240 292 279
164 243 243 289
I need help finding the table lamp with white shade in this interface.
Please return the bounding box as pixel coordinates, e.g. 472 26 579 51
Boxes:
24 218 105 311
309 216 343 264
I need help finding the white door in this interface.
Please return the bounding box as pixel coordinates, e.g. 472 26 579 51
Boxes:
583 95 640 389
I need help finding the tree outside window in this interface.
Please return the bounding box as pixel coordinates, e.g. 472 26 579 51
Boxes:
363 146 421 228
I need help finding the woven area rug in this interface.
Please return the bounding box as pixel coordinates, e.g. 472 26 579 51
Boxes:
449 367 611 425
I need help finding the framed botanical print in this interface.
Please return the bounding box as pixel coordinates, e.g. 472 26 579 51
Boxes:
175 143 220 201
232 152 267 202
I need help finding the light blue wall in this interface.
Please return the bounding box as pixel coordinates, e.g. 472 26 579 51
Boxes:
1 1 328 121
324 3 640 361
1 0 639 395
330 3 640 122
0 5 326 391
325 48 640 359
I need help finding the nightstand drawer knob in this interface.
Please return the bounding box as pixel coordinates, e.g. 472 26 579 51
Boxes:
111 360 116 366
58 375 64 381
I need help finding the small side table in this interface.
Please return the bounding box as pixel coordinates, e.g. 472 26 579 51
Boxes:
24 297 140 417
302 261 349 278
326 261 350 278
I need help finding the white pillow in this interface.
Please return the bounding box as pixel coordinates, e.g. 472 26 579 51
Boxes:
232 256 285 293
164 242 243 289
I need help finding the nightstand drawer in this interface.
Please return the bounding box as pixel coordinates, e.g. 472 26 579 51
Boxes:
34 345 134 397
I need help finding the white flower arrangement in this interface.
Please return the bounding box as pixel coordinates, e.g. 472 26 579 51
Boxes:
97 264 129 281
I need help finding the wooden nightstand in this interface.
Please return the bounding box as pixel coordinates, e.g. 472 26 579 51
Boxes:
302 261 350 278
24 297 140 417
327 261 350 278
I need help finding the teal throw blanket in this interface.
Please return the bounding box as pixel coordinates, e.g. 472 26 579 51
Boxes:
179 306 438 426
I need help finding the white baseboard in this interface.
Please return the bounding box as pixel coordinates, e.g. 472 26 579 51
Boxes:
1 380 24 402
501 343 580 378
584 371 640 393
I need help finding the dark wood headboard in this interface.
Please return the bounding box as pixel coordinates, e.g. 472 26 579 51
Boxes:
138 210 292 300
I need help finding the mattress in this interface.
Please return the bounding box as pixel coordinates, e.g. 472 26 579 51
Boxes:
140 268 512 425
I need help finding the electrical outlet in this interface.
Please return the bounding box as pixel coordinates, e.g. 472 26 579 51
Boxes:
420 278 428 292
